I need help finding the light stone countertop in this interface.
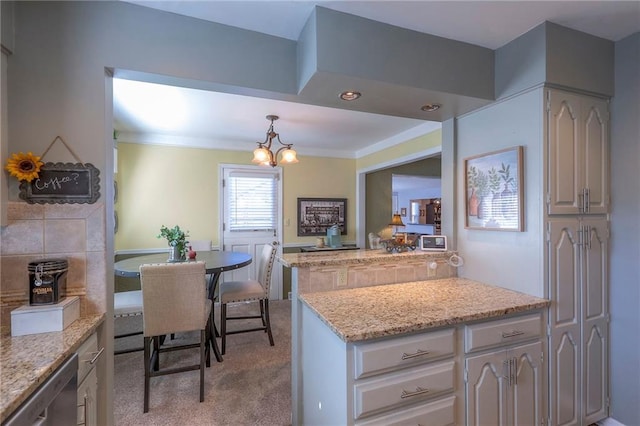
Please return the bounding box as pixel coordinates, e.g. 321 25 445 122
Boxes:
299 278 549 342
279 248 454 268
0 314 105 423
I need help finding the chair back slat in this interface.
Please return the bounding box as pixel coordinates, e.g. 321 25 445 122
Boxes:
140 261 207 337
256 243 277 296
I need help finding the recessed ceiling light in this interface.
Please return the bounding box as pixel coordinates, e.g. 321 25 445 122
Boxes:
339 91 361 101
420 104 441 112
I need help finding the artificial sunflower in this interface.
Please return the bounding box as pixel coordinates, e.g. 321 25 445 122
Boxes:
5 152 44 182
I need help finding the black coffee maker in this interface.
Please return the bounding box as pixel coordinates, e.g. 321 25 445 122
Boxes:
28 258 68 305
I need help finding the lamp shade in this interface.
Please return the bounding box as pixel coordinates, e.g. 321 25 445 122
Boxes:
389 213 405 227
252 147 270 164
280 148 298 164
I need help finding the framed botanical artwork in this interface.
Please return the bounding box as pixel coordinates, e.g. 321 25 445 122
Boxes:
464 146 524 231
297 198 347 236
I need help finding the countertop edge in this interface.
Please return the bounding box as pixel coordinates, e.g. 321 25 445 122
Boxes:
279 249 455 268
0 314 106 423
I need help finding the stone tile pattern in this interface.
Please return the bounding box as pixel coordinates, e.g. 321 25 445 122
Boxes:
299 278 550 342
280 249 457 293
0 202 107 326
0 314 105 423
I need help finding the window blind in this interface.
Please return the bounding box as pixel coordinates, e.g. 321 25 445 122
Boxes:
227 172 277 231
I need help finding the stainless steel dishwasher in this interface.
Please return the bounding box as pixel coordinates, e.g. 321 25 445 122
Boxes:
3 353 78 426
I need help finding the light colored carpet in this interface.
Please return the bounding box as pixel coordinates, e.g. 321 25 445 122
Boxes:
114 300 292 425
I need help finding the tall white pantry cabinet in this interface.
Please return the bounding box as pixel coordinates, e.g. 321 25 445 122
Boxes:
546 88 610 426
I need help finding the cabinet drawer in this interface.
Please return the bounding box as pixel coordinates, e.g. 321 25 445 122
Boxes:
465 313 541 353
354 328 454 379
356 395 455 426
77 332 99 383
353 361 454 420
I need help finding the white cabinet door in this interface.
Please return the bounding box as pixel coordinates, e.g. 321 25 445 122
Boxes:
581 98 609 214
547 90 609 215
465 349 508 426
77 368 98 426
548 219 582 426
582 218 609 423
510 341 543 426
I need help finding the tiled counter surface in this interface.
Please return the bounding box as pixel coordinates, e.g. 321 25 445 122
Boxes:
299 278 549 342
0 314 105 423
279 248 455 268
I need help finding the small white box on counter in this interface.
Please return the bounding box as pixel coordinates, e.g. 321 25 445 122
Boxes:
11 296 80 336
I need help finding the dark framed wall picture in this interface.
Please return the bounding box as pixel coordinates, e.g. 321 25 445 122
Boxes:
464 146 524 231
400 207 407 217
297 198 347 236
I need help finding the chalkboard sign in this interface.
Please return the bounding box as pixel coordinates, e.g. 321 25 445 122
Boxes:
19 162 101 204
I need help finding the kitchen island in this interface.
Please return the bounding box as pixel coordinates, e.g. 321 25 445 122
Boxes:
0 314 105 423
297 279 549 425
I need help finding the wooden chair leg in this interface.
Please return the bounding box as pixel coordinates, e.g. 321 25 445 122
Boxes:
264 299 274 346
204 319 211 368
199 329 205 402
221 303 227 355
260 300 266 329
143 336 151 413
153 336 160 371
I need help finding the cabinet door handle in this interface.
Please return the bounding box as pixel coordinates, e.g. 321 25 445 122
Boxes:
401 349 430 360
585 226 592 250
400 386 430 399
578 191 584 213
87 347 104 365
503 360 512 387
501 330 525 339
585 188 590 213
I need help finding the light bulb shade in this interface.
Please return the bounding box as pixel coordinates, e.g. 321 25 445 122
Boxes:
280 148 298 164
389 213 405 226
252 147 270 164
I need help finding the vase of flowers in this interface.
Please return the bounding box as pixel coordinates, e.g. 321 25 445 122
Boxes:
157 225 189 262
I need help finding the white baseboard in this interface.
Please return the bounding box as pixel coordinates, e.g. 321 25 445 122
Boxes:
599 418 626 426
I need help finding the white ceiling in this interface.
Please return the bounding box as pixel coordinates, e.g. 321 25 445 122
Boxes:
114 1 640 158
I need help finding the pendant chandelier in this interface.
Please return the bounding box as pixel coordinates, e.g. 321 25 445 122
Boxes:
252 115 298 167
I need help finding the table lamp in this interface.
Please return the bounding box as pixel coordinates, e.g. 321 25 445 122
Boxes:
389 213 405 241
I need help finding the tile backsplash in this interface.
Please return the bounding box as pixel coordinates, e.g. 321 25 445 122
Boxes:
0 201 107 327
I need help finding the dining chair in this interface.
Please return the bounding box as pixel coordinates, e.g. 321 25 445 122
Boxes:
218 243 277 355
139 261 211 413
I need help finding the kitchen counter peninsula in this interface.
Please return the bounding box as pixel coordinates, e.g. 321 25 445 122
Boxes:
0 314 105 423
279 247 454 269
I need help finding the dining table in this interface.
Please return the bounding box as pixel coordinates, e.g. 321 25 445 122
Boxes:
114 250 253 362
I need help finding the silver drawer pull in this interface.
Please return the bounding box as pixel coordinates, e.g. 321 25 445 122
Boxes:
401 349 430 360
87 347 104 365
501 330 525 339
400 386 430 399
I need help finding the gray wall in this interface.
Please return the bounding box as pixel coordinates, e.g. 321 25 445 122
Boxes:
609 32 640 425
495 21 614 100
455 88 545 297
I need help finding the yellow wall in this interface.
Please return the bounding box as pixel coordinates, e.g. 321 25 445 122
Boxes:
356 129 442 171
282 156 356 243
115 142 356 250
